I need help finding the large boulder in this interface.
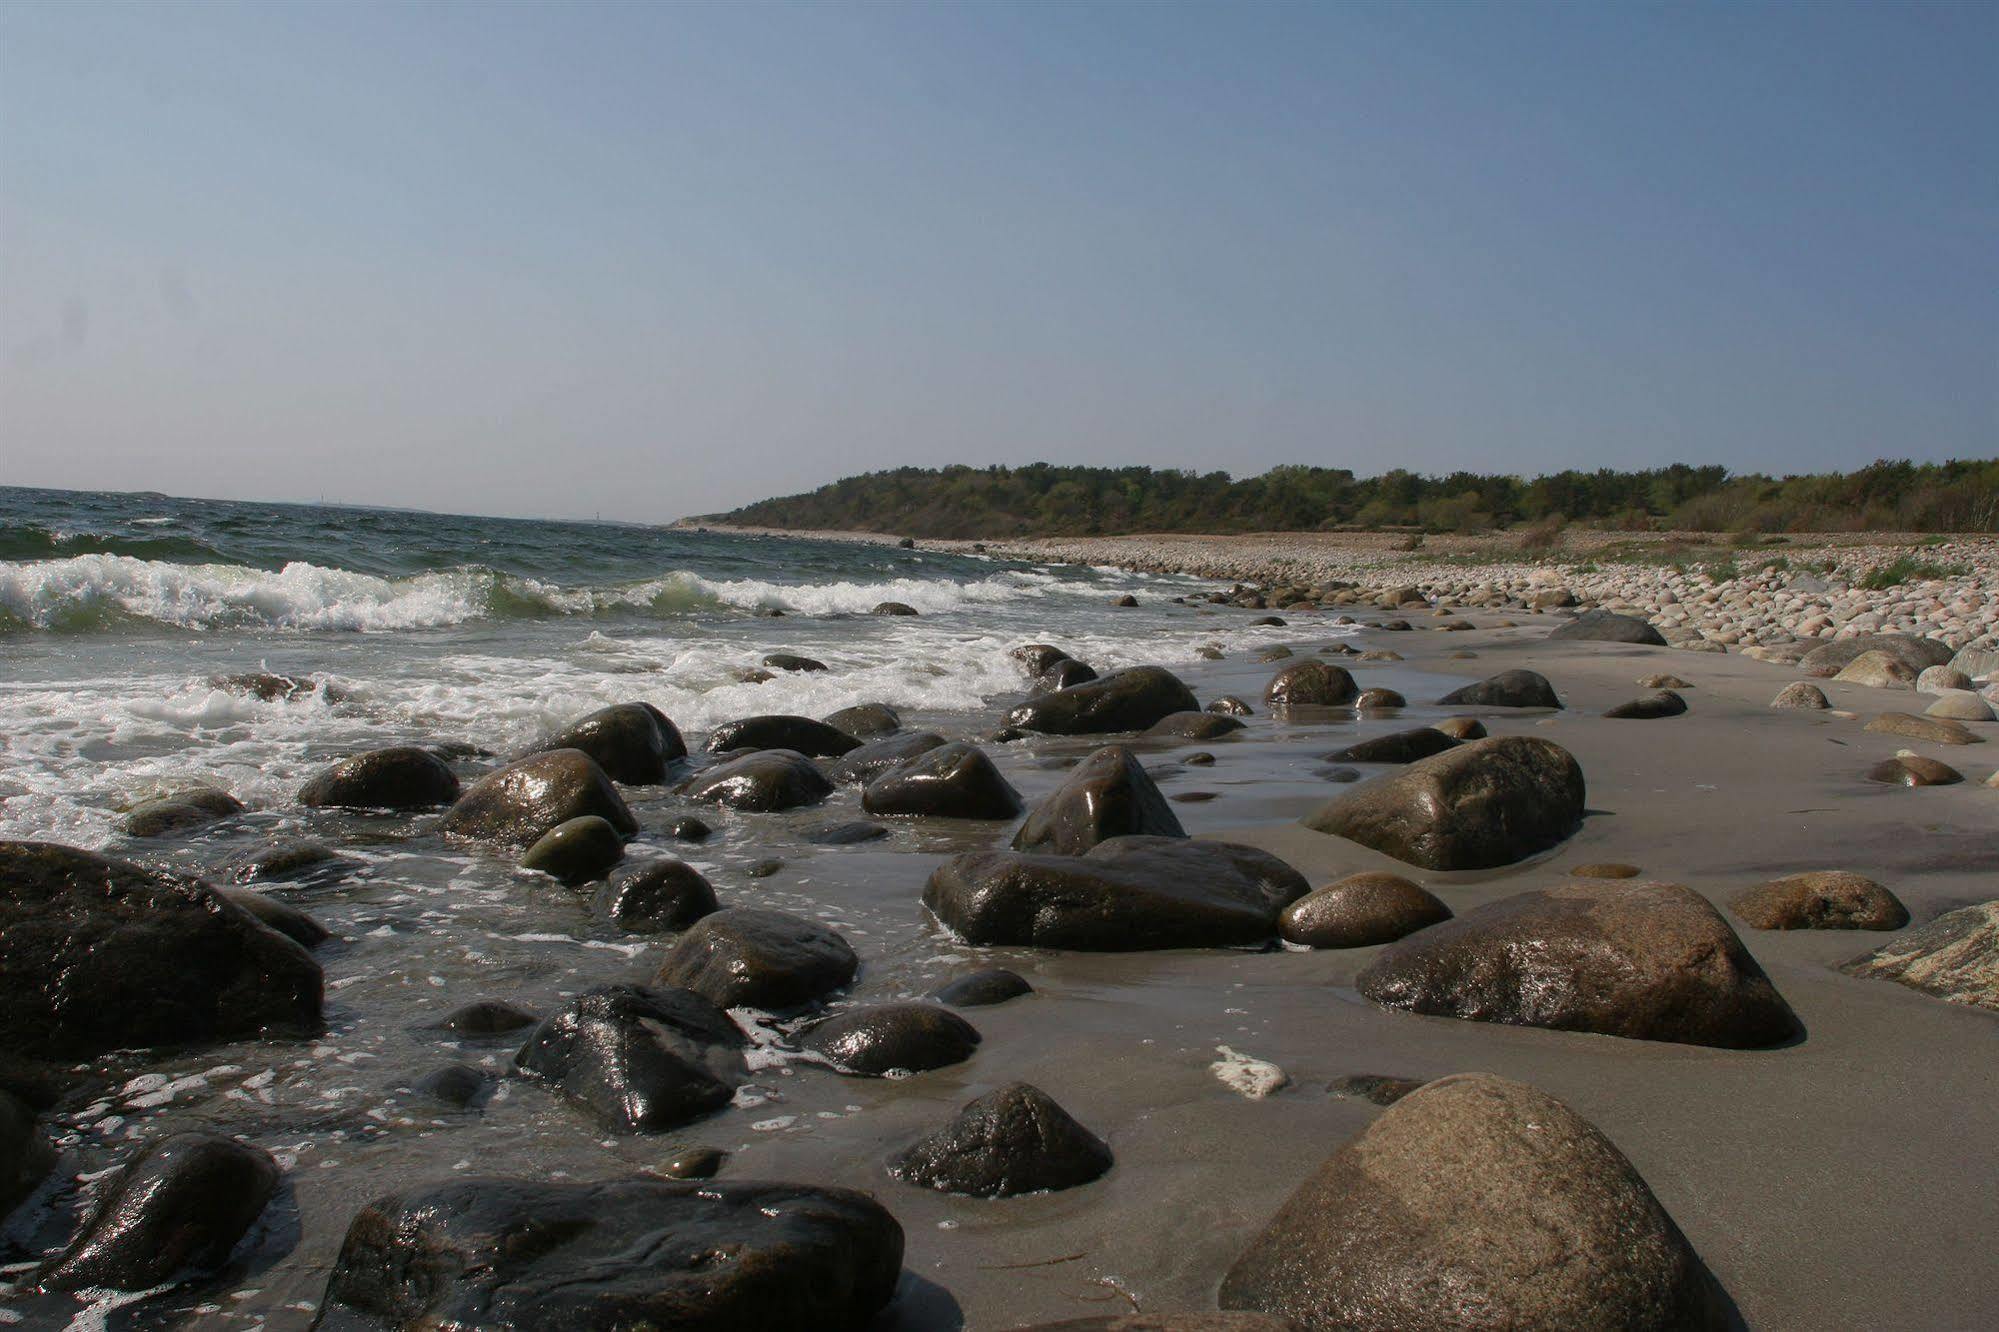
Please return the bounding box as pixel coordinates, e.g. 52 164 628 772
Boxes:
1007 666 1199 735
438 749 636 847
33 1133 279 1292
705 715 860 757
1840 901 1998 1011
655 907 858 1010
1010 644 1073 677
532 703 686 784
1800 633 1953 679
1730 871 1909 931
680 750 833 812
1011 745 1185 855
823 703 902 738
888 1083 1111 1198
1263 661 1357 708
299 746 461 809
1301 737 1584 871
122 786 244 838
828 732 949 784
1357 880 1799 1048
862 743 1023 820
925 836 1308 950
1031 659 1100 695
314 1177 903 1331
1278 873 1451 949
520 815 626 885
1217 1074 1726 1330
1436 669 1561 709
0 841 322 1060
1835 651 1918 689
594 859 718 933
797 1003 981 1076
514 984 746 1133
1547 609 1668 646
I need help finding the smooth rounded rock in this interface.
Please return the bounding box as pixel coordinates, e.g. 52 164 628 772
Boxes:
797 1003 981 1076
594 859 718 933
1604 689 1688 720
828 731 950 785
1436 669 1561 709
1143 711 1245 740
532 703 686 785
215 887 330 949
1263 660 1357 708
1868 755 1964 786
439 749 636 847
521 815 626 885
862 742 1022 820
1771 682 1830 710
1547 609 1669 645
300 746 461 810
888 1083 1111 1198
515 984 745 1133
122 787 244 838
680 750 834 812
1325 728 1459 765
929 968 1032 1007
1730 871 1909 931
1011 745 1185 855
654 907 858 1011
430 1000 537 1038
823 703 902 738
1008 666 1201 735
1279 873 1451 949
705 714 860 757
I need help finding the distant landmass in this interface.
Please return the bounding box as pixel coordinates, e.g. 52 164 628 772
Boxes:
702 459 1999 539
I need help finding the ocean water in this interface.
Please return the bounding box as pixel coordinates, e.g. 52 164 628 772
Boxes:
2 485 1413 1328
0 484 1294 847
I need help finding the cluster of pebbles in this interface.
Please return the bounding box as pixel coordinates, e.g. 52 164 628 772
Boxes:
3 587 1996 1330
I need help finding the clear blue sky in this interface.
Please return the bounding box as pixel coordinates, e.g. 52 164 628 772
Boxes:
2 0 1992 521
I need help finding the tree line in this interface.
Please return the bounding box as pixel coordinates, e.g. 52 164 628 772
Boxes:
705 458 1999 539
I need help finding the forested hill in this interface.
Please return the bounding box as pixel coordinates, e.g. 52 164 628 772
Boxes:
701 460 1999 539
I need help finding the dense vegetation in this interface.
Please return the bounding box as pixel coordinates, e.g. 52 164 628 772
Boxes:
707 459 1999 539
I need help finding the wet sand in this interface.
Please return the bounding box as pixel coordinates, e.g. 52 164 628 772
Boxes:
8 612 1997 1330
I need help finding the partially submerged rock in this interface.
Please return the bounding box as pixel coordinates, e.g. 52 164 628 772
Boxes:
926 835 1307 950
1771 681 1830 710
1325 728 1459 765
1218 1074 1726 1330
655 907 858 1010
1840 901 1997 1012
888 1083 1111 1198
532 703 687 784
1144 711 1245 740
299 746 461 809
797 1003 980 1076
1011 745 1184 856
1605 689 1688 720
704 715 861 757
1356 879 1798 1048
216 886 329 949
1278 873 1451 949
1263 660 1357 708
594 858 717 933
1436 669 1561 709
930 968 1032 1007
861 742 1022 820
514 984 745 1133
315 1177 903 1330
680 750 834 812
1730 871 1908 931
1302 736 1585 871
1867 755 1964 786
1007 666 1200 735
439 749 636 847
123 786 244 838
520 814 626 885
823 702 902 738
829 731 948 784
34 1133 279 1293
0 841 322 1060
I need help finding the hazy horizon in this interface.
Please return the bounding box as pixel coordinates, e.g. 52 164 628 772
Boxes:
3 0 1993 524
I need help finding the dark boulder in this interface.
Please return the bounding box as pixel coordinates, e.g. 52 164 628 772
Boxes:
680 750 833 812
1011 745 1184 855
871 601 919 616
123 786 243 838
930 968 1032 1007
670 816 713 842
1263 661 1357 708
1302 736 1584 871
862 743 1022 820
763 652 827 673
1279 873 1451 949
823 702 901 738
439 749 636 847
1030 658 1100 695
594 858 718 932
1353 687 1406 709
1143 711 1244 740
0 841 322 1060
1437 669 1562 709
314 1177 903 1331
1867 755 1963 786
216 887 330 949
520 815 626 885
1357 880 1799 1048
300 746 461 809
225 838 351 884
888 1082 1111 1198
1208 695 1253 717
430 1000 538 1038
829 731 949 784
1218 1074 1726 1330
797 1003 981 1076
533 703 686 784
405 1063 492 1110
1325 728 1459 765
663 1147 728 1180
1007 666 1200 735
514 984 745 1133
1799 633 1954 679
1605 690 1689 720
1432 717 1486 740
804 821 891 845
35 1133 279 1293
1016 1316 1296 1332
1010 644 1072 677
705 715 860 757
1730 871 1908 931
655 907 859 1010
1548 609 1669 646
926 835 1308 950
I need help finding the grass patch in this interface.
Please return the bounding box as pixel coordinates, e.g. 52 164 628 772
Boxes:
1856 556 1968 590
